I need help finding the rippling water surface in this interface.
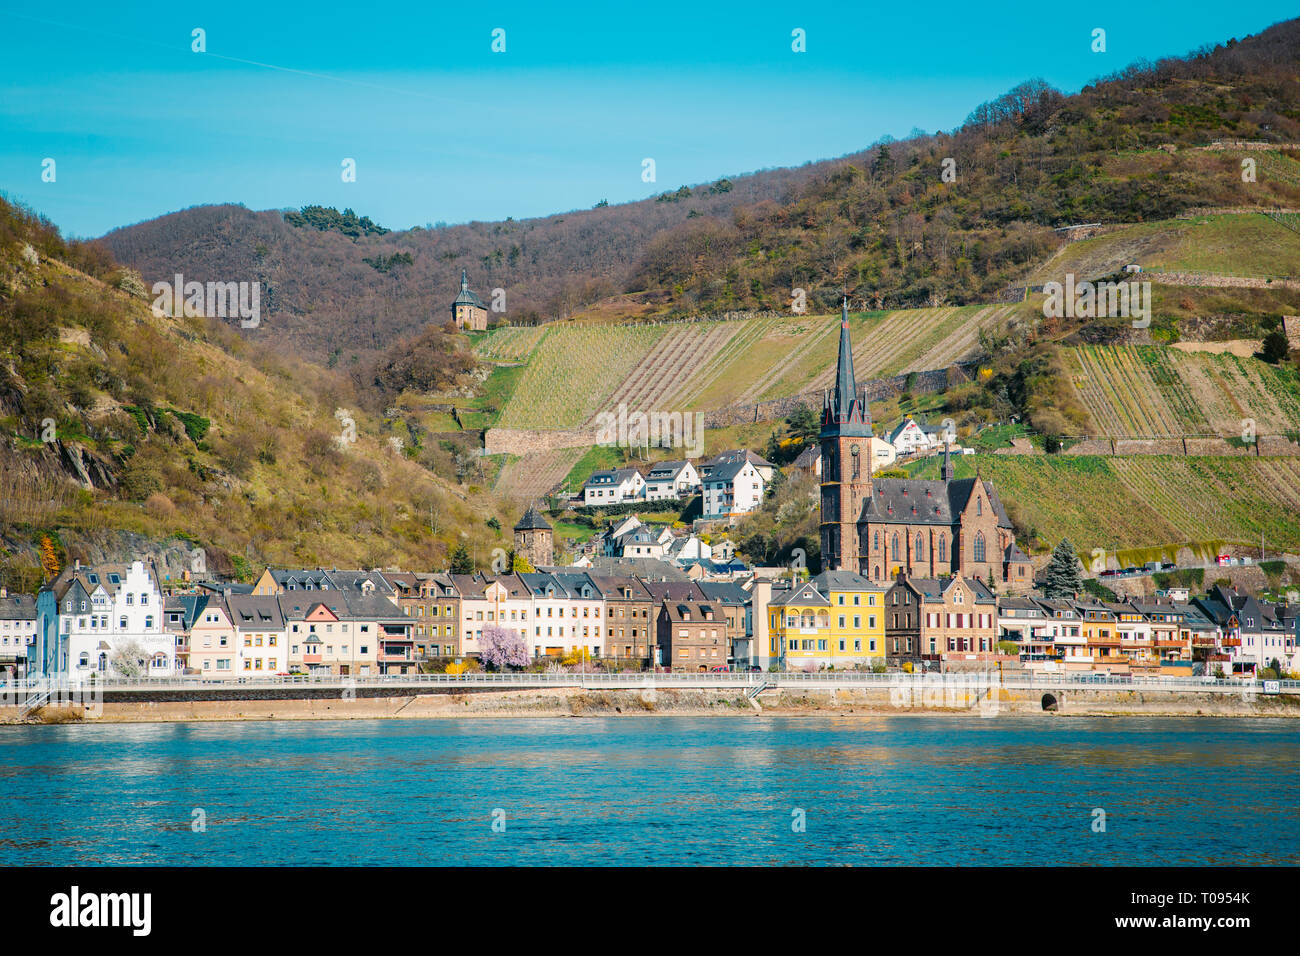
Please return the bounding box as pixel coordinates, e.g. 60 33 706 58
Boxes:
0 716 1296 865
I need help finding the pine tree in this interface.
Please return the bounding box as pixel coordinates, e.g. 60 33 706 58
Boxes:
1042 538 1084 598
449 542 474 575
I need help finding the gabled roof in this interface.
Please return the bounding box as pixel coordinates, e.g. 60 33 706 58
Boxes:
0 593 37 620
645 460 692 481
769 580 831 608
702 457 760 483
793 444 821 468
860 477 1013 529
895 574 995 603
225 594 287 629
809 570 877 592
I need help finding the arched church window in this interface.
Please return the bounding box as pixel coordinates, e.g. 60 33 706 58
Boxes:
915 534 924 560
891 534 900 562
973 532 986 563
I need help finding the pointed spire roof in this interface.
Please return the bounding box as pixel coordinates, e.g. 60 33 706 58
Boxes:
514 503 551 532
453 269 485 308
821 296 874 438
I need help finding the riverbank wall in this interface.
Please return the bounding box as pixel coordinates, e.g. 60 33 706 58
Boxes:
3 686 1298 723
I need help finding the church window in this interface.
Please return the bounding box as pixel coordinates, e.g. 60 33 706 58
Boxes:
974 532 986 563
915 534 924 561
874 531 880 552
890 534 900 562
977 498 983 516
938 536 947 562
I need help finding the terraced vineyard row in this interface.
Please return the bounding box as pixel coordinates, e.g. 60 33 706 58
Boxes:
1069 345 1300 437
603 322 736 413
666 316 780 409
494 446 589 500
924 455 1300 554
496 324 669 428
473 326 547 362
1070 345 1190 436
1111 457 1300 550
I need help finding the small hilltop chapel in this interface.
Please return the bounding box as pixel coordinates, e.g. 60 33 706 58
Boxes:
451 269 488 331
818 298 1034 591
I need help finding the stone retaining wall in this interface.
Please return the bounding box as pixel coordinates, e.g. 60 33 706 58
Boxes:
1145 271 1300 290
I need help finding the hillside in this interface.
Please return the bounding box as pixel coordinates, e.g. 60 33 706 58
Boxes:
472 303 1023 429
0 197 533 588
905 453 1300 559
1067 344 1300 438
97 19 1300 372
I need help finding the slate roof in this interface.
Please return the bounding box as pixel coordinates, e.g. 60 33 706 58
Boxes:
809 570 877 592
224 595 287 630
452 269 484 308
514 504 552 532
769 580 831 608
694 581 749 605
793 444 821 468
898 575 996 604
646 460 691 481
859 477 1013 529
0 594 37 620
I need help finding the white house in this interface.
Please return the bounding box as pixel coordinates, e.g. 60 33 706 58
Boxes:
45 561 174 683
666 535 713 564
643 460 700 500
615 525 675 558
886 418 937 456
701 457 765 520
583 468 646 505
704 449 775 483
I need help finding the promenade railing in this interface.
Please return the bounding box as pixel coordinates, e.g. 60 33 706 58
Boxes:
3 671 1297 695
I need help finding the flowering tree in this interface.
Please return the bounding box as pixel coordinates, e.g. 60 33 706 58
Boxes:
479 625 529 670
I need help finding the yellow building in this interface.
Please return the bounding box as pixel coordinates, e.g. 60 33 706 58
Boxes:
767 570 887 669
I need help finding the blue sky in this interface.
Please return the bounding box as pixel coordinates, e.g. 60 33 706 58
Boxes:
1 1 1295 237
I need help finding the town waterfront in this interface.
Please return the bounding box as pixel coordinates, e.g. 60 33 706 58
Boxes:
0 716 1296 866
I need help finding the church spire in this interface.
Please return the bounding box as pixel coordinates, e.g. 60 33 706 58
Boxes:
460 268 469 292
821 295 873 437
941 438 954 481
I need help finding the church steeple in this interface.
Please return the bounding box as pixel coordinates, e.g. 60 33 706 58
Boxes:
821 296 873 438
459 269 469 293
941 439 954 481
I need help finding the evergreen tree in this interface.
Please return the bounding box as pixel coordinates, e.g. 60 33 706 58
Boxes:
449 542 475 575
1042 538 1084 598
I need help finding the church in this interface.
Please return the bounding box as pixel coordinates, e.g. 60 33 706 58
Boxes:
818 299 1034 591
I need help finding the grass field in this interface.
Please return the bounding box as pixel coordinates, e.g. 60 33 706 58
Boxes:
1068 344 1300 437
908 453 1300 555
1026 213 1300 284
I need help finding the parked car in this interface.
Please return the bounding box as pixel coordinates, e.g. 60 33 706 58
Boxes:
1100 569 1118 577
1160 562 1176 571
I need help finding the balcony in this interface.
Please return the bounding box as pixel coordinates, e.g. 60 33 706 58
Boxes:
1220 637 1242 647
303 653 323 664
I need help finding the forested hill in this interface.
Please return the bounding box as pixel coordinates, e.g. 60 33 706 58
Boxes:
100 18 1300 364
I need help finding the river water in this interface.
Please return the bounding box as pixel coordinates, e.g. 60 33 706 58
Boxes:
1 716 1296 865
